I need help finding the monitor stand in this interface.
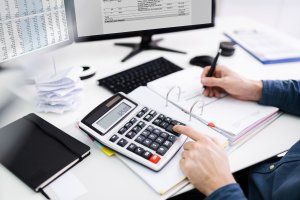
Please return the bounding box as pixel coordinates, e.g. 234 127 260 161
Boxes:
115 34 186 62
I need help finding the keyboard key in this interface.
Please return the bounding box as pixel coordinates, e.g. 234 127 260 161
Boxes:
149 110 157 117
118 127 127 135
164 117 172 124
142 151 152 160
144 115 153 122
141 130 150 137
135 135 146 144
142 139 152 147
109 135 119 142
163 140 173 149
160 132 169 139
150 142 159 151
159 122 169 129
148 133 158 141
134 147 145 156
155 137 164 144
130 118 137 124
142 107 149 113
166 125 179 136
137 112 145 118
168 135 177 143
124 122 133 129
137 121 146 128
157 146 168 156
127 143 137 152
153 119 161 126
149 154 161 164
117 139 128 147
125 131 136 139
146 125 154 132
152 129 161 135
132 126 142 133
157 114 165 120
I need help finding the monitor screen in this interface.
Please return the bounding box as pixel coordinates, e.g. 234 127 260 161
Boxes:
72 0 213 40
0 0 71 63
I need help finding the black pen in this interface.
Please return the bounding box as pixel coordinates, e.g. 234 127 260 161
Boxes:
207 49 222 77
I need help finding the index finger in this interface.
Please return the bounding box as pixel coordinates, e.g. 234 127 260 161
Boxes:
173 125 205 141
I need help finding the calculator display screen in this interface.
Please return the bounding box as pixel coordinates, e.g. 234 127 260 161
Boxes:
96 102 132 130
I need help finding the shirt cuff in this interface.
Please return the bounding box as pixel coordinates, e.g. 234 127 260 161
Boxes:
205 183 247 200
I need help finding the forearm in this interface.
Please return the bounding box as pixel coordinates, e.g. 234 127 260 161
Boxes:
259 80 300 116
205 183 247 200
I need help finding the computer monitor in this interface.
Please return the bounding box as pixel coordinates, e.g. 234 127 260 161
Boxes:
0 0 73 66
71 0 215 62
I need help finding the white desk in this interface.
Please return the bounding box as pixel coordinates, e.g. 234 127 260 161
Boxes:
1 18 300 200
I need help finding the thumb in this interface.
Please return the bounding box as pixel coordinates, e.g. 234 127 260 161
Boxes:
201 77 224 87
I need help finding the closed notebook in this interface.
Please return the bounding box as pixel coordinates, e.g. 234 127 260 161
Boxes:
0 113 90 192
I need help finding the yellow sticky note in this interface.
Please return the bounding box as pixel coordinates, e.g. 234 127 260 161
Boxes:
101 147 116 157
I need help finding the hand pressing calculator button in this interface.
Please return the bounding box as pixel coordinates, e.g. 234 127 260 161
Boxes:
79 93 187 171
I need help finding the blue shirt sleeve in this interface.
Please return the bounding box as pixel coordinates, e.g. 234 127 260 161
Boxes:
205 183 247 200
259 80 300 116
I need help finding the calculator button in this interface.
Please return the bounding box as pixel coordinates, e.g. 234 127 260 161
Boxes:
142 151 152 160
157 114 165 120
152 129 161 135
149 154 161 164
109 135 119 143
166 125 179 136
153 119 161 126
134 147 145 156
149 110 157 117
159 122 169 129
164 117 172 124
150 142 159 151
132 126 142 133
163 140 173 149
168 135 177 143
130 118 137 124
146 125 154 132
124 122 133 129
118 127 127 135
141 130 150 137
127 143 137 152
137 112 145 118
160 132 169 139
155 137 164 144
157 146 168 156
125 131 137 139
135 135 146 144
137 121 146 128
144 115 153 122
142 107 149 113
171 120 185 126
142 139 152 147
148 133 158 141
117 139 128 147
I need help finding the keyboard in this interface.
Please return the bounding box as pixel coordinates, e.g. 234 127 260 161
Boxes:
79 93 187 171
98 57 182 94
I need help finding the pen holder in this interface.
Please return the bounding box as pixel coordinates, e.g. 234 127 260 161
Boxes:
165 86 181 107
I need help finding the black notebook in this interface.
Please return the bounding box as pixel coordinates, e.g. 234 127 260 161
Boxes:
0 113 90 192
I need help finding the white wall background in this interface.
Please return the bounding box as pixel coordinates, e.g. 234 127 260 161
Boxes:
217 0 300 38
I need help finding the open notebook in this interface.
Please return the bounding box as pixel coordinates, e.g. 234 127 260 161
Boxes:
119 86 229 198
147 67 280 144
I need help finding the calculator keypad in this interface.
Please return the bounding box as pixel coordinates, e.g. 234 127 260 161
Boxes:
111 107 185 165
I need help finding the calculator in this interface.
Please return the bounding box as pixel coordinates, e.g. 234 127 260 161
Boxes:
79 93 187 171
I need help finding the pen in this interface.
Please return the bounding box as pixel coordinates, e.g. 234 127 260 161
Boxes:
207 49 222 77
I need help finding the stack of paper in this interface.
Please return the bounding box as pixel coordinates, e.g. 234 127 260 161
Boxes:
35 67 83 114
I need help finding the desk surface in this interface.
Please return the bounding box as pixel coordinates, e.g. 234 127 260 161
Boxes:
1 18 300 200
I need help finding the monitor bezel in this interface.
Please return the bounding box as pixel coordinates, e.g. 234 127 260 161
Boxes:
0 0 74 66
70 0 215 43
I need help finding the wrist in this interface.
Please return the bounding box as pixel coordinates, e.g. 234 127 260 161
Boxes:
250 80 263 101
200 175 236 196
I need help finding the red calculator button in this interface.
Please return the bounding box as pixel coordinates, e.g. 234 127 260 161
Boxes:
149 154 161 164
